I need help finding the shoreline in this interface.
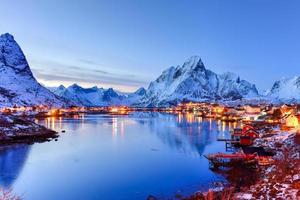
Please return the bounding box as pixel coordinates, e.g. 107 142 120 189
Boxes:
0 111 299 199
0 114 59 146
0 129 58 145
181 133 300 200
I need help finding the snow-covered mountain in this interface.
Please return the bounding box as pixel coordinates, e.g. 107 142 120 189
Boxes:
0 33 65 108
50 84 146 106
5 32 298 108
266 76 300 102
141 56 259 106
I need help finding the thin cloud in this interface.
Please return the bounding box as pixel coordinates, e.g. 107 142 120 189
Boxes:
30 58 149 89
34 71 148 87
32 59 137 77
77 59 103 66
93 69 109 74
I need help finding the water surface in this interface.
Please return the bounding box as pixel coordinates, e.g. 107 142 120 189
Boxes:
0 112 236 200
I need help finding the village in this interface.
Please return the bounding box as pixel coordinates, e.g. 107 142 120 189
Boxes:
0 102 299 117
170 102 300 199
0 102 299 199
2 102 300 127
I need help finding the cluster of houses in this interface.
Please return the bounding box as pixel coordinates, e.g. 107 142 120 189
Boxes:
0 105 132 117
175 102 300 169
0 105 85 117
172 102 300 129
1 103 300 130
0 105 51 115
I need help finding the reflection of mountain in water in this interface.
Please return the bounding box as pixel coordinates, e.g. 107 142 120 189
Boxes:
131 112 228 155
0 145 31 188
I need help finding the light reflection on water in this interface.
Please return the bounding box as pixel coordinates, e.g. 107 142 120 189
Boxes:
1 112 240 200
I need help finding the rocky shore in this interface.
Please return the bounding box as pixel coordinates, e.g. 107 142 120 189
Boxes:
234 133 300 200
180 132 300 200
0 114 58 145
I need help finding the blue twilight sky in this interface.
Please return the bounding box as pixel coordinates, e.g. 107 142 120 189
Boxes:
0 0 300 92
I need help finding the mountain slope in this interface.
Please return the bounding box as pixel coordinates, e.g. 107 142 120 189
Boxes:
141 56 259 106
266 76 300 100
0 33 65 107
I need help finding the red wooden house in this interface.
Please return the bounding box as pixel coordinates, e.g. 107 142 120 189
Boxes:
232 125 259 146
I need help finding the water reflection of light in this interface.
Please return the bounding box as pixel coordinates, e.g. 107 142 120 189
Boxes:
51 117 56 130
222 121 226 132
197 116 202 123
198 125 201 133
112 117 118 137
177 113 183 123
233 122 237 129
217 120 222 132
186 113 194 124
44 117 56 130
120 121 125 136
59 117 62 130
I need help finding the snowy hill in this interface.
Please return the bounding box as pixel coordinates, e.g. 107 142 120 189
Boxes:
0 33 65 108
141 56 259 106
50 84 146 106
266 76 300 102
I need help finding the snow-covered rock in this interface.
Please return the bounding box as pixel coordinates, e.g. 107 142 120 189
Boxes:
141 56 259 107
266 76 300 102
0 33 65 108
50 84 146 106
0 114 57 142
126 87 146 106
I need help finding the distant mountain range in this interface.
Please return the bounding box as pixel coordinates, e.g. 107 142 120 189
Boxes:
1 32 300 107
49 84 146 107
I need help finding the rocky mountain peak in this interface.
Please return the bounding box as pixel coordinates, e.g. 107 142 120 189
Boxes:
0 33 32 75
68 83 82 90
57 85 66 90
182 55 205 71
0 33 14 41
104 88 118 97
134 87 146 96
0 33 65 107
142 56 259 106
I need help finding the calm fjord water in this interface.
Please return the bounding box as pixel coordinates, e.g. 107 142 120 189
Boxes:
0 112 235 200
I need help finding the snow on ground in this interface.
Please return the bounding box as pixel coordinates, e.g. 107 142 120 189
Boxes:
236 132 300 199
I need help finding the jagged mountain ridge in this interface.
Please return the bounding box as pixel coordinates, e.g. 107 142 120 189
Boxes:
0 33 66 107
50 84 146 106
141 56 259 106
